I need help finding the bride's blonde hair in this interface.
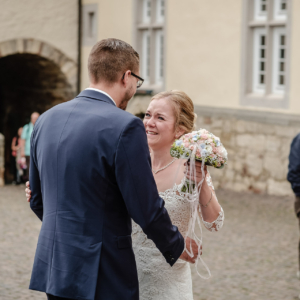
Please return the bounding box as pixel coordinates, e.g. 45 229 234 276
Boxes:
151 90 197 134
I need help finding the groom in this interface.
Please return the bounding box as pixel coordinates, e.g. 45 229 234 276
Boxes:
29 39 196 300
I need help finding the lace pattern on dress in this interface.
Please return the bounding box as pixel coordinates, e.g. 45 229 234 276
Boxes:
132 172 224 299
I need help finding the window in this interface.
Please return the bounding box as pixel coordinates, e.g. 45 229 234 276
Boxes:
82 4 98 46
155 30 164 83
274 0 287 20
272 27 286 94
136 0 165 89
156 0 165 23
142 31 151 82
253 28 267 93
254 0 267 21
241 0 290 108
143 0 151 23
88 12 95 38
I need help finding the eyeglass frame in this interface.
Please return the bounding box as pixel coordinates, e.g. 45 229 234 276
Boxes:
122 71 144 88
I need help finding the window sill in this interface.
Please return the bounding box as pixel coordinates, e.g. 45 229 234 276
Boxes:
137 22 164 30
249 20 286 27
241 93 288 109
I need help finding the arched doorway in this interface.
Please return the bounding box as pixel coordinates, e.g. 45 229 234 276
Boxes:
0 38 77 184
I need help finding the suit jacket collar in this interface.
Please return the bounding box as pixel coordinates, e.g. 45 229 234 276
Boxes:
76 89 117 107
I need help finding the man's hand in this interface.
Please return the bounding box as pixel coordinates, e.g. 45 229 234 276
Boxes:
180 237 202 264
25 181 31 202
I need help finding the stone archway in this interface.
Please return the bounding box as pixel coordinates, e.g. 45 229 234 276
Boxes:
0 38 77 92
0 38 78 185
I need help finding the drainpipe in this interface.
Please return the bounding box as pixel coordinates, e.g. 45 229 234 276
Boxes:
77 0 82 94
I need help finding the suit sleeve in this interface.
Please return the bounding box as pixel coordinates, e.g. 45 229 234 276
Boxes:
29 126 43 221
287 134 300 197
115 117 184 266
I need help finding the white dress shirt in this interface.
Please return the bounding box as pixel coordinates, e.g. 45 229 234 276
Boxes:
85 88 116 106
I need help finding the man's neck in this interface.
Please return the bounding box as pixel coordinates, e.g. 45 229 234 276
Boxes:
89 83 121 107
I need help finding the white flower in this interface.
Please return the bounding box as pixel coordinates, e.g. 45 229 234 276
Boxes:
205 145 212 153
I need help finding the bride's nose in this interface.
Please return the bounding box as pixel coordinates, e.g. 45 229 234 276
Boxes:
146 117 156 127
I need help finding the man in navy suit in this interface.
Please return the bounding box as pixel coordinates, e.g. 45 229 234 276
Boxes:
29 39 196 300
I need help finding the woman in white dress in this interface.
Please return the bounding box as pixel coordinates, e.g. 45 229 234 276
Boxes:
132 90 224 300
25 90 224 300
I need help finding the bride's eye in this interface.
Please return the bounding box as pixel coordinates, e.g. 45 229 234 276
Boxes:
158 116 164 120
145 113 151 117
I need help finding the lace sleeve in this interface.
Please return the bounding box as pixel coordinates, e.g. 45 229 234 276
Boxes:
201 172 224 232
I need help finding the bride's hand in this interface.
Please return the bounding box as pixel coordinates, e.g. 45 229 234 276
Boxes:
25 181 31 202
180 237 202 264
184 161 207 184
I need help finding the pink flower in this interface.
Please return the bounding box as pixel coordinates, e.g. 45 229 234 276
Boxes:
201 134 208 139
215 147 223 155
184 142 189 148
189 145 194 151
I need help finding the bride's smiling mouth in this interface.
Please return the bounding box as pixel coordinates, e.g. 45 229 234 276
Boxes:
146 131 158 135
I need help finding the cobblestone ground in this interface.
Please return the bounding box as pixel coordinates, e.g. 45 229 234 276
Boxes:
0 185 299 300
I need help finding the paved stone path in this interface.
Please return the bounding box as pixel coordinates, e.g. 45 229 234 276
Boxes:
0 185 299 299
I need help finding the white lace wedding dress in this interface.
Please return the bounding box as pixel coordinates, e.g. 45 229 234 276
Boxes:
132 172 224 300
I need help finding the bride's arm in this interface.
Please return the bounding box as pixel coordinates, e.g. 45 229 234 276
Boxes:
199 172 224 232
186 161 224 232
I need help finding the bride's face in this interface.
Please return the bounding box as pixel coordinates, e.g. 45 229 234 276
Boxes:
143 98 178 150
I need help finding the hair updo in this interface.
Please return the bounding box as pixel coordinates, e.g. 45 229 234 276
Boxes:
151 90 197 134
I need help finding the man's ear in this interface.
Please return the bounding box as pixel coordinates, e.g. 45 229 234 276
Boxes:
122 70 131 87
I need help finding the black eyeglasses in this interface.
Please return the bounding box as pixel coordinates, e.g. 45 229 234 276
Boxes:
122 72 144 88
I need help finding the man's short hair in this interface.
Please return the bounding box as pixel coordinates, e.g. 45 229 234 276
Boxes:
88 38 139 84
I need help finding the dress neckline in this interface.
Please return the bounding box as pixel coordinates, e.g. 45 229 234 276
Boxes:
158 177 185 196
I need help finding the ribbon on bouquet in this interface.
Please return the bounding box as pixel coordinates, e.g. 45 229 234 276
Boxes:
174 145 212 280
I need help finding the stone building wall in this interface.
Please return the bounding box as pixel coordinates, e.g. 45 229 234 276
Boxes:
0 0 78 62
195 106 300 196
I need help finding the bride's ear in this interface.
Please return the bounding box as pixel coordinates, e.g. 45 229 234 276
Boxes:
175 126 185 139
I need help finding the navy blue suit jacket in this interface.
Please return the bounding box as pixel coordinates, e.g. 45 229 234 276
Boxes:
29 90 184 300
288 133 300 197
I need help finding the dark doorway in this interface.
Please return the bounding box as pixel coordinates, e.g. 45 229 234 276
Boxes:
0 53 75 183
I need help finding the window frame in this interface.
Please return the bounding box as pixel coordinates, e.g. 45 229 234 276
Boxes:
133 0 166 93
252 27 267 93
272 27 286 94
240 0 292 109
82 4 98 46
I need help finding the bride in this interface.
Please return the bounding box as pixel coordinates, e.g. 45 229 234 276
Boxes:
25 90 224 300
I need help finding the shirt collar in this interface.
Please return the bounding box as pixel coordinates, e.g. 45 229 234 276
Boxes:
85 88 116 106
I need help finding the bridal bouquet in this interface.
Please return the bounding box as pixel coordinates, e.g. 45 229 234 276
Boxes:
170 128 228 168
170 129 228 192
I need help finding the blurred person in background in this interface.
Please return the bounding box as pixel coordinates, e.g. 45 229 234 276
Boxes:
11 127 23 184
21 112 40 179
287 133 300 280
